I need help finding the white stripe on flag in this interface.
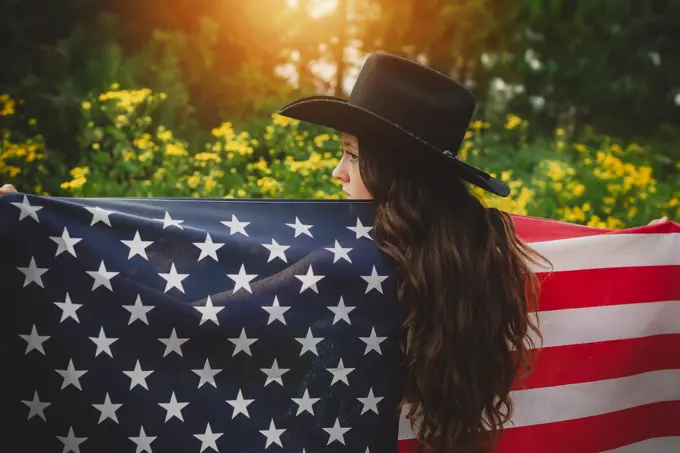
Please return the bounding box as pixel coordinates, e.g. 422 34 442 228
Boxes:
528 233 680 272
398 369 680 439
529 300 680 348
601 437 680 453
507 369 680 428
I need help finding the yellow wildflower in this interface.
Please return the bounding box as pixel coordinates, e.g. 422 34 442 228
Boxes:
204 176 217 194
134 133 153 150
271 113 299 128
314 134 331 147
587 215 607 228
606 217 624 229
165 144 188 157
0 94 16 116
194 152 221 163
546 161 566 181
505 114 522 130
187 174 201 189
157 127 173 142
82 101 92 110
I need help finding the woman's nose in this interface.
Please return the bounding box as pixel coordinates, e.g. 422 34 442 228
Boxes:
332 162 349 182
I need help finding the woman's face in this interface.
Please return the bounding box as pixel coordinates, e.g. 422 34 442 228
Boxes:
332 133 373 200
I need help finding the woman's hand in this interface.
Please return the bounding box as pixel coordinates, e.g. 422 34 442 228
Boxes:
648 216 668 226
0 184 17 195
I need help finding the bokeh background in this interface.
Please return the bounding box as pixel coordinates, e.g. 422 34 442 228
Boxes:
1 0 679 227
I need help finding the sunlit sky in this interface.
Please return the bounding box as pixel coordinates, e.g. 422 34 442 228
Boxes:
285 0 338 19
277 0 365 95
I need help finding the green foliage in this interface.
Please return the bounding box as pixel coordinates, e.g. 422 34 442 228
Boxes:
5 89 676 229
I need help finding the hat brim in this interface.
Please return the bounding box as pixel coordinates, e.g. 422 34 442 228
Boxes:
276 96 510 198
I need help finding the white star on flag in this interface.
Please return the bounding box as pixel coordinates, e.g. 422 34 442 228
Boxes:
323 418 351 445
229 328 258 356
325 240 352 263
11 195 42 222
92 393 122 424
361 266 388 294
121 230 153 260
17 256 48 288
347 218 373 239
84 206 114 227
227 264 257 294
262 238 290 263
194 295 224 325
295 327 323 356
261 359 290 387
262 295 290 325
129 426 156 453
291 389 320 416
56 359 88 390
327 358 354 386
286 217 313 237
359 327 387 355
357 388 383 414
158 328 189 357
86 261 119 291
221 214 250 236
57 426 87 453
328 296 355 325
155 211 184 229
21 391 51 421
193 232 224 261
19 324 50 355
158 263 189 293
49 227 82 257
122 295 154 325
123 360 154 390
259 420 286 449
89 327 118 357
226 389 254 419
295 265 324 294
192 359 222 388
194 423 223 453
54 293 82 323
159 391 189 422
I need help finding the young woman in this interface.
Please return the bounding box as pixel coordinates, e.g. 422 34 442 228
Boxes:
0 52 668 452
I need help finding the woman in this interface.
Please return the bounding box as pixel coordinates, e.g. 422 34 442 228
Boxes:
272 53 547 453
0 52 668 452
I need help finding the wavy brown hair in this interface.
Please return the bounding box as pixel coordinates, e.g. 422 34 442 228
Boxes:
357 138 549 453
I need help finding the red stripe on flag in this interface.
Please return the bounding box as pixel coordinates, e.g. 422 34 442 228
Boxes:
512 215 611 242
536 265 680 311
512 215 680 243
493 400 680 453
516 334 680 389
397 401 680 453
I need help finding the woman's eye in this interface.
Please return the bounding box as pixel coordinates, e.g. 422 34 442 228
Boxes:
346 151 358 162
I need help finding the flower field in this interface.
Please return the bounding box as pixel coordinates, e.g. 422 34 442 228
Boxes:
1 88 678 228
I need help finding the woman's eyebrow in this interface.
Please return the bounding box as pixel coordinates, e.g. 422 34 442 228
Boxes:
342 140 356 150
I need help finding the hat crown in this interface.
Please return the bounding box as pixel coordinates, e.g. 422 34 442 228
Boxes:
347 53 476 154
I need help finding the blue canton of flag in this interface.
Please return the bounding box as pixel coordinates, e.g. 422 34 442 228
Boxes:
0 194 404 453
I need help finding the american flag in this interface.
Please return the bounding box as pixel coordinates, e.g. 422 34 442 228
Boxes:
1 193 679 453
398 215 680 453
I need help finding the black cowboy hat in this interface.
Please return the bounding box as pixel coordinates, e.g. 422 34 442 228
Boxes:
276 52 510 197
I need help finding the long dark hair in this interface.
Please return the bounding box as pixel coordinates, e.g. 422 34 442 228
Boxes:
358 138 548 453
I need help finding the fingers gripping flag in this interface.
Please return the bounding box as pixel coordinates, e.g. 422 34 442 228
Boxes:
1 193 679 453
